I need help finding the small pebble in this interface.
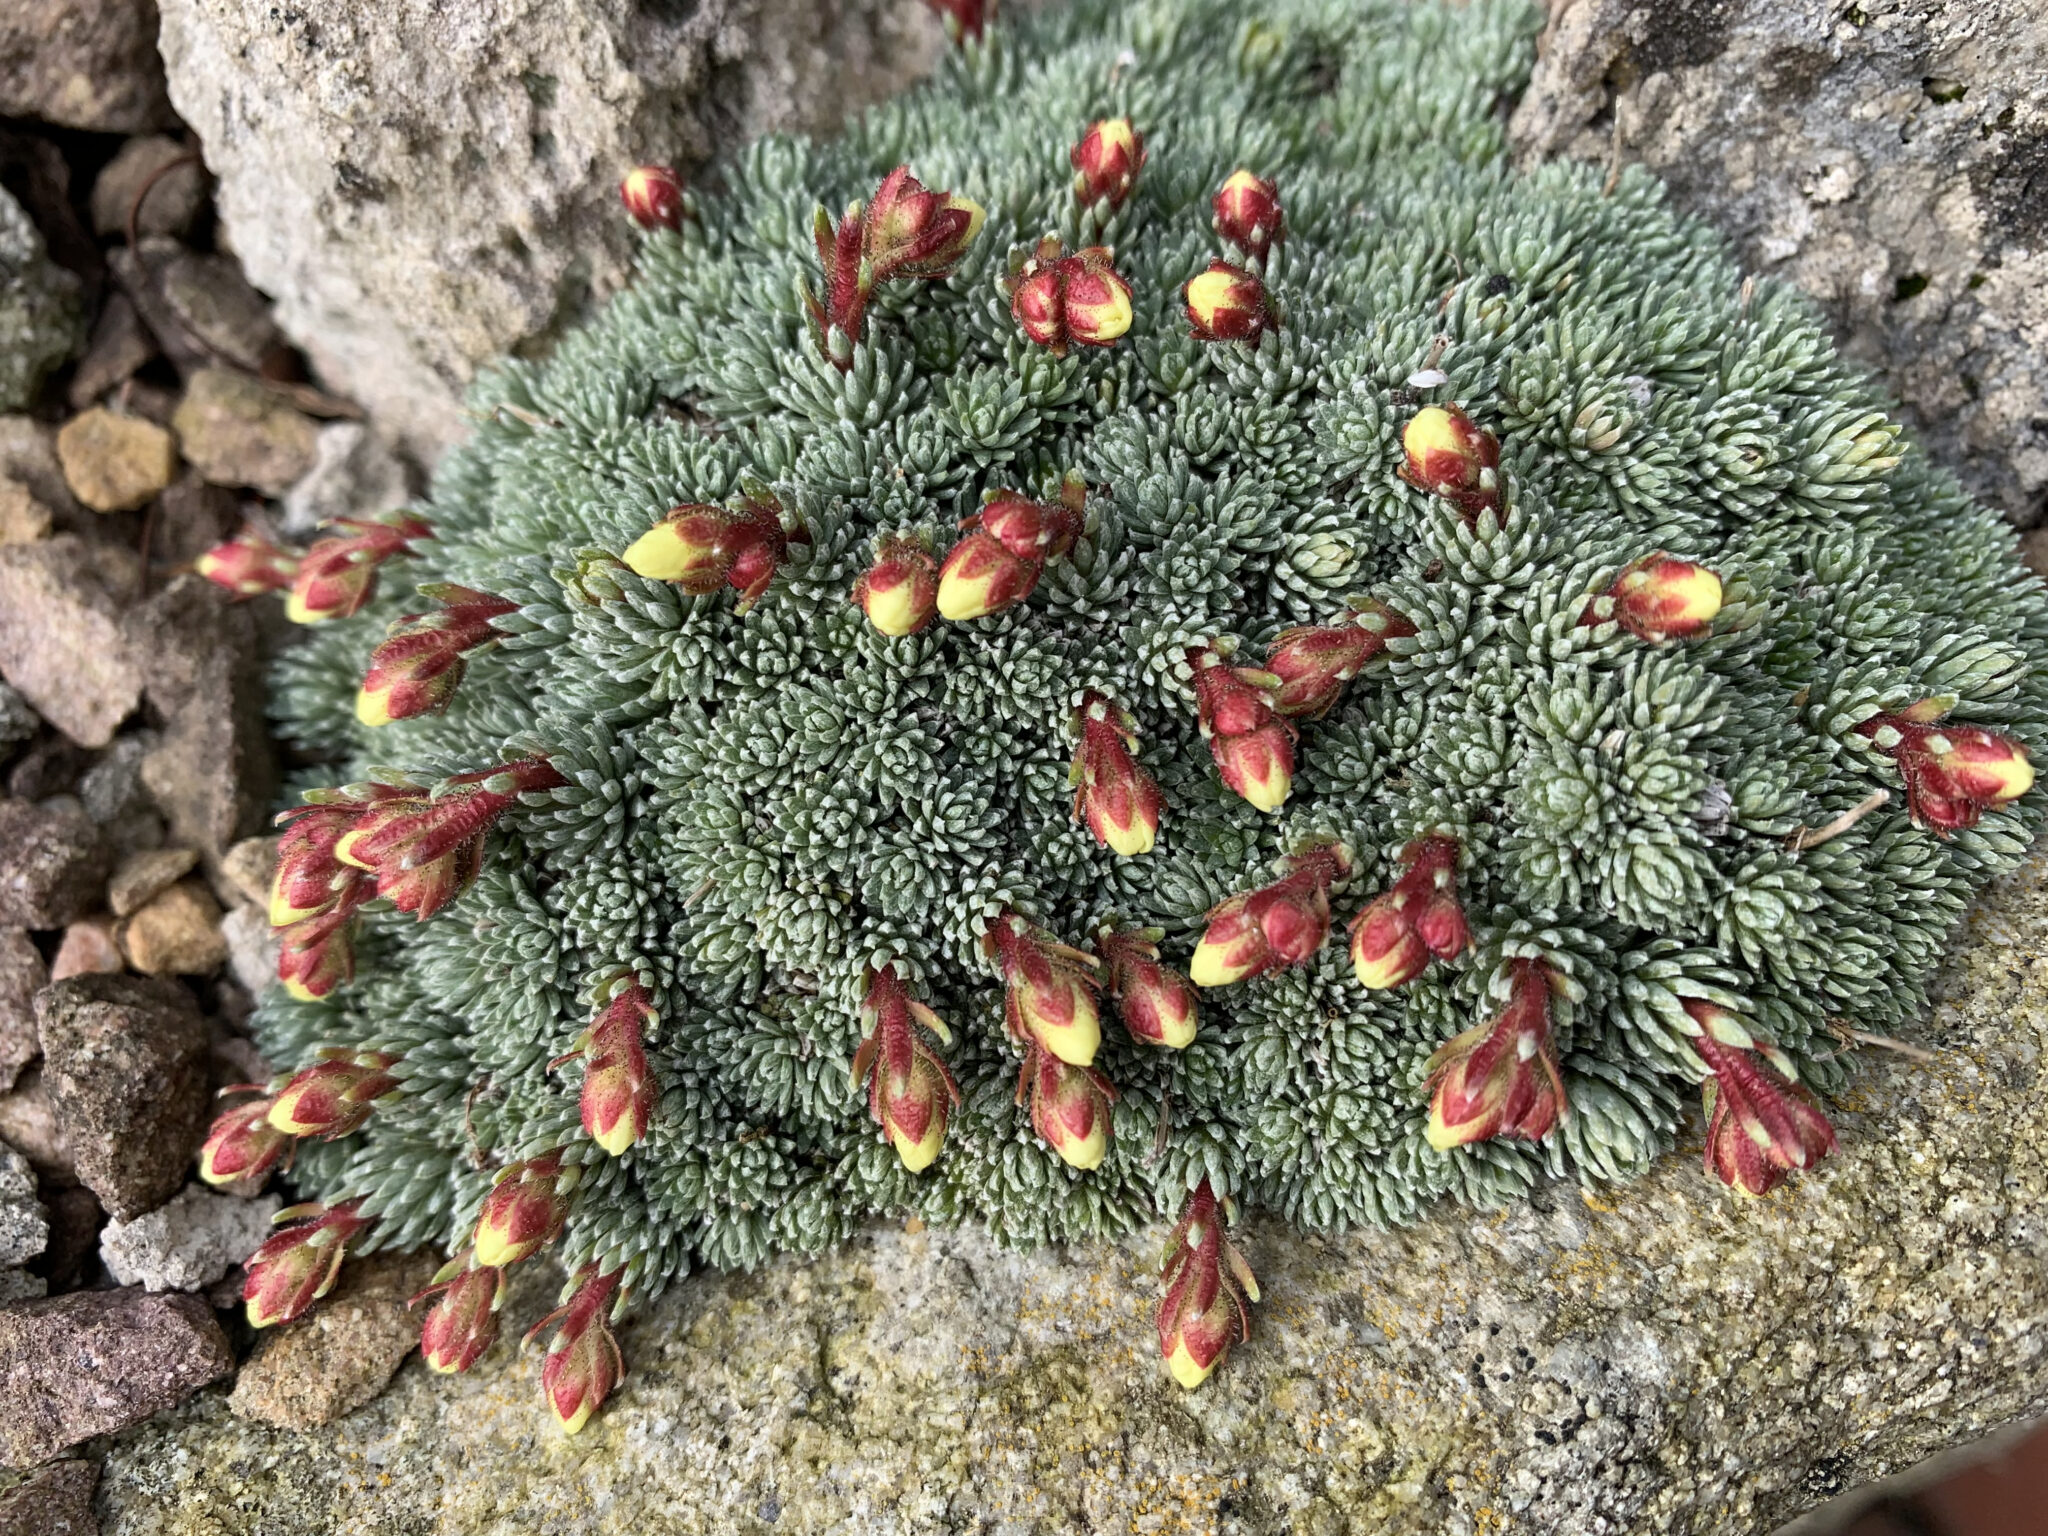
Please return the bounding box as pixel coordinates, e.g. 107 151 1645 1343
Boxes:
54 407 179 514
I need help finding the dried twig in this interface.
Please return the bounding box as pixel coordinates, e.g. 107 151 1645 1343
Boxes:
125 148 202 254
1788 789 1889 851
1826 1018 1938 1065
1602 95 1629 197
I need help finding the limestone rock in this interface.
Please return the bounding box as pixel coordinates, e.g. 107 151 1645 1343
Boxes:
216 836 274 908
0 184 82 414
0 798 109 930
278 421 411 538
0 1289 232 1468
34 973 210 1221
0 0 175 132
55 408 179 514
1510 0 2048 523
218 902 276 999
108 846 198 918
0 1459 100 1536
155 0 946 460
228 1251 438 1431
0 927 43 1091
67 295 159 412
0 1142 44 1269
91 135 205 238
170 368 317 495
0 536 143 749
100 1184 279 1293
115 879 225 976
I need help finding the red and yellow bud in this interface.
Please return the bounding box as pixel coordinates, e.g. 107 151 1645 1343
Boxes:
1022 1046 1117 1170
241 1199 369 1329
284 513 433 624
1188 641 1297 812
1190 842 1351 988
527 1266 625 1436
1425 959 1567 1150
921 0 989 43
935 492 1079 621
1857 705 2034 834
862 165 984 281
275 906 358 1001
1184 260 1273 344
1581 553 1723 642
333 757 566 920
1005 238 1133 354
266 1051 401 1139
561 981 658 1157
1686 1008 1837 1197
195 525 298 596
986 912 1103 1066
269 801 371 928
1157 1180 1258 1390
619 164 684 232
1070 692 1162 856
1399 404 1501 523
412 1253 506 1374
1266 601 1415 718
851 967 960 1172
472 1150 581 1268
852 535 939 636
1211 170 1283 262
355 585 517 727
1348 836 1467 990
1096 926 1199 1049
1070 118 1145 210
623 494 801 614
197 1093 292 1187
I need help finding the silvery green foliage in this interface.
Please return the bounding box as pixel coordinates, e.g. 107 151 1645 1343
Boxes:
263 0 2048 1293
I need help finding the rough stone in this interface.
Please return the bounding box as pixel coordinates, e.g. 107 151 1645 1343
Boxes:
34 973 210 1221
278 420 412 538
7 741 90 803
0 0 175 132
50 917 124 981
216 836 274 908
0 1064 73 1185
0 537 143 748
0 480 54 545
0 798 109 930
0 1459 99 1536
228 1251 438 1432
0 1288 232 1468
66 294 159 411
115 880 225 976
147 474 237 569
55 408 179 515
91 134 205 238
0 417 85 527
169 367 317 496
1511 0 2048 523
0 184 82 415
78 733 166 861
217 902 276 1000
107 847 198 919
0 928 42 1091
0 1143 44 1269
100 1183 279 1293
90 853 2048 1532
156 0 945 460
150 249 283 375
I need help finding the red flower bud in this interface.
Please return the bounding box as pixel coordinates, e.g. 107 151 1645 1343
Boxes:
619 164 685 231
1005 238 1133 355
1070 118 1144 210
1856 706 2034 834
862 165 985 281
1070 692 1163 856
1265 600 1415 718
266 1051 401 1139
1191 842 1351 988
1348 836 1467 990
985 912 1103 1066
1021 1044 1117 1169
922 0 989 43
412 1253 506 1373
1580 553 1723 642
1211 169 1284 262
284 513 433 625
270 800 374 928
195 525 298 597
1400 405 1501 523
852 535 939 636
1096 926 1198 1049
526 1265 625 1436
1425 959 1567 1150
355 585 518 727
1188 641 1296 812
1686 1005 1837 1197
333 757 566 920
935 492 1080 621
1157 1180 1258 1390
275 905 358 1002
622 493 802 613
197 1093 292 1187
558 981 657 1157
472 1150 580 1269
1184 260 1273 343
242 1199 369 1329
851 967 960 1172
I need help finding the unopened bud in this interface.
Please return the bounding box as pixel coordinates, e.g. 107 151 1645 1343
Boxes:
620 165 685 232
1400 405 1501 522
1184 260 1273 343
1071 118 1145 210
1211 170 1283 262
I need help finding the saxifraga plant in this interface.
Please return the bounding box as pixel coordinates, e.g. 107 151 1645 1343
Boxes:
192 0 2045 1431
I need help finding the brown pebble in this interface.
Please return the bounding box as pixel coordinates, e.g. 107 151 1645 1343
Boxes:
108 845 200 917
116 878 227 975
0 479 52 544
54 408 179 514
51 914 124 979
229 1250 440 1431
218 834 278 908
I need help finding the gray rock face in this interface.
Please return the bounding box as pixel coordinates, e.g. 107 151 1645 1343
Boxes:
0 1288 232 1469
0 1143 45 1271
0 798 109 931
1510 0 2048 523
0 927 44 1091
0 0 174 132
100 1184 280 1293
34 973 210 1222
89 854 2048 1533
0 535 144 750
0 184 82 414
155 0 946 460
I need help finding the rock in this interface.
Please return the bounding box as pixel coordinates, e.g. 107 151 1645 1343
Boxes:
228 1251 437 1431
147 474 237 568
218 902 276 999
66 294 159 410
91 135 204 238
153 249 282 374
0 687 35 759
0 1143 44 1269
127 576 276 862
278 421 412 538
0 0 175 132
216 836 274 908
107 847 198 918
115 880 225 976
2025 526 2048 582
0 480 52 545
92 853 2048 1532
0 184 82 414
0 798 109 930
78 732 166 860
100 1184 278 1293
0 1064 73 1184
37 1185 104 1292
55 408 179 514
6 739 90 802
51 917 124 981
1510 0 2048 523
156 0 944 461
0 928 42 1091
34 973 210 1221
0 1459 99 1536
0 536 144 748
169 368 317 495
0 1288 231 1467
0 417 85 526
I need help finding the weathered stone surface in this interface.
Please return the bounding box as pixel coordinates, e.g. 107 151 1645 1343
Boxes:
0 1063 73 1185
35 973 210 1221
0 185 81 415
0 928 42 1092
108 846 199 919
0 536 143 749
101 1183 279 1293
0 798 109 930
50 916 124 981
66 295 159 412
115 879 225 976
0 1458 99 1536
91 134 205 238
0 417 85 527
217 902 275 1000
0 1288 232 1468
0 686 35 755
215 836 274 909
0 0 174 132
55 408 179 514
0 480 55 547
78 733 166 862
36 1184 103 1292
156 0 945 460
278 420 411 538
0 1143 44 1270
87 854 2048 1532
169 368 316 495
229 1251 438 1431
1511 0 2048 523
